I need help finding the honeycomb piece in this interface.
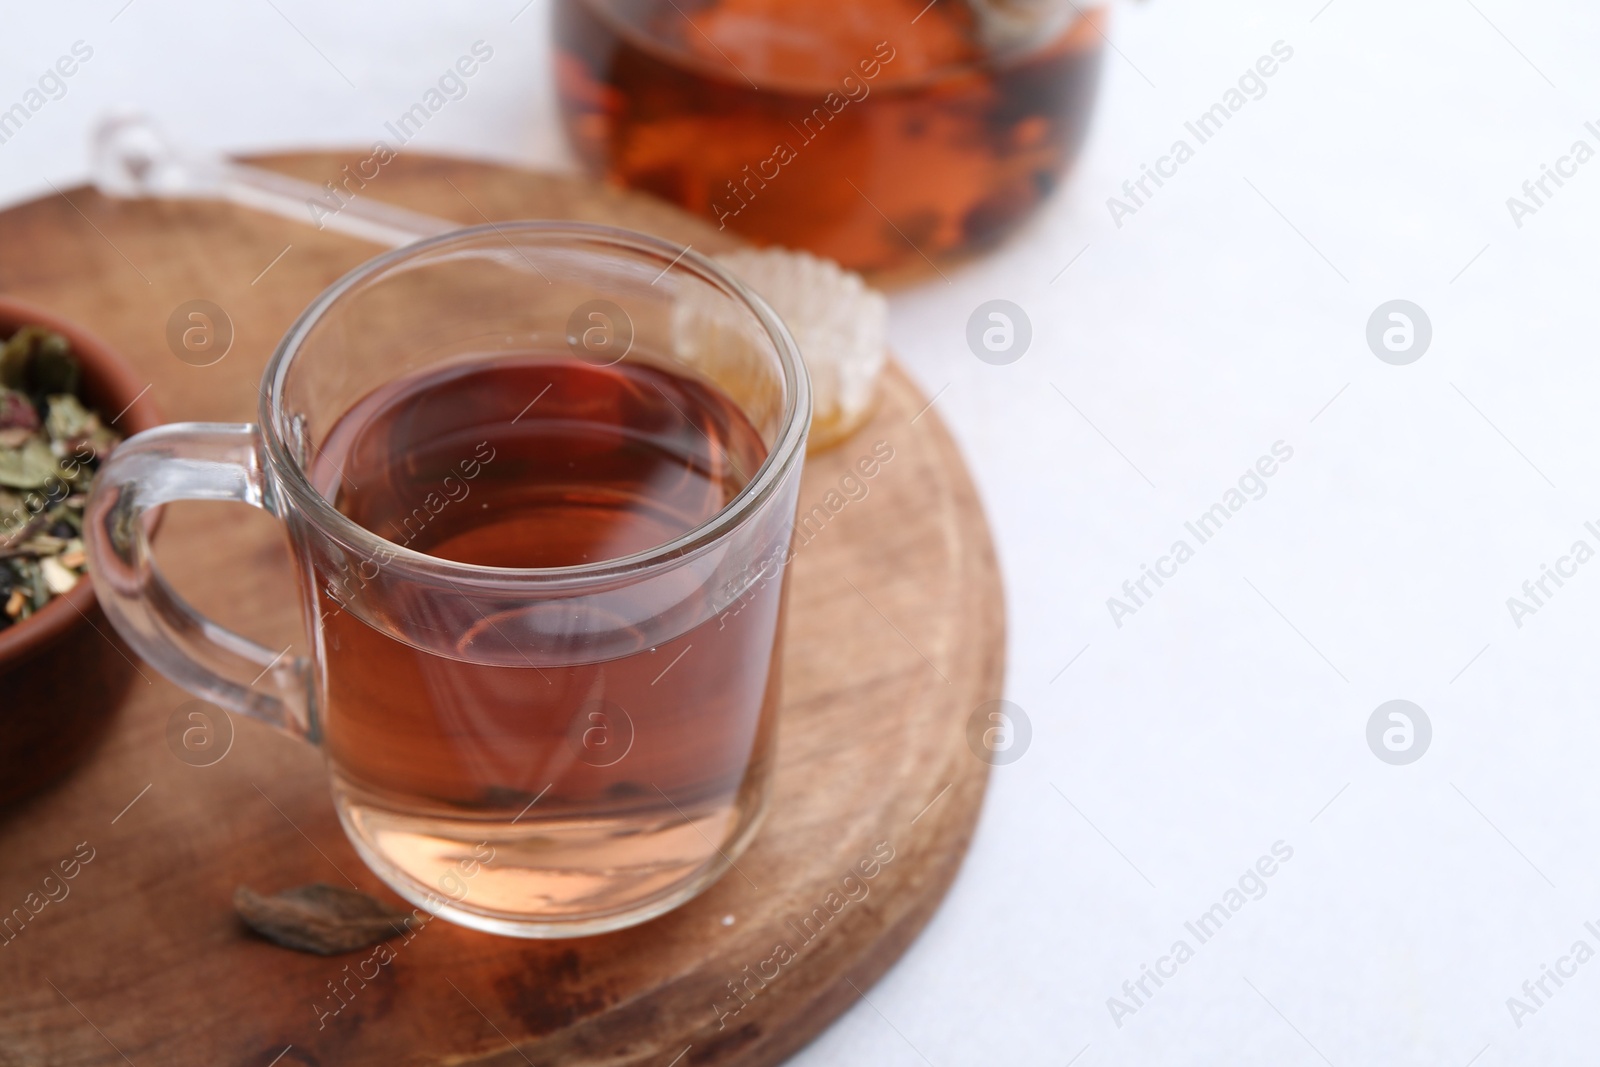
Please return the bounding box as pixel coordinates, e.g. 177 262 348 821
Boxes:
679 247 887 452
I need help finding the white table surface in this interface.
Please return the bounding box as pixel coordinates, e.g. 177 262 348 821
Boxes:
5 2 1599 1063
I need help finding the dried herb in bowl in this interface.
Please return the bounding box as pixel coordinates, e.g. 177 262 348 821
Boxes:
0 326 122 631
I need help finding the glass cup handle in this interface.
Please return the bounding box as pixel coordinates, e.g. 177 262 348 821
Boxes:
85 422 313 738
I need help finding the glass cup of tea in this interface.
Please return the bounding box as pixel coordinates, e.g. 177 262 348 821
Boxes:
85 222 810 938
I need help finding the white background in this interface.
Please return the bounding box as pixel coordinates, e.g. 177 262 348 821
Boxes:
5 1 1600 1064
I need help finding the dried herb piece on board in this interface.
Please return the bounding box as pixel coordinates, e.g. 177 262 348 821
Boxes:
0 326 122 631
234 883 418 955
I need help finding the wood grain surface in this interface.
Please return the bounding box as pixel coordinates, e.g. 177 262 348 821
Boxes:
0 153 1004 1067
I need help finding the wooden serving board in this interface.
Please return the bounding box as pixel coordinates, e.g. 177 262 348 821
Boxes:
0 154 1004 1067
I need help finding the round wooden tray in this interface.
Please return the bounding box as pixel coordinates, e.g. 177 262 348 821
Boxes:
0 154 1003 1067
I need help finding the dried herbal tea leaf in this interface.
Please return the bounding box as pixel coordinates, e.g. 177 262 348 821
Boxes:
0 327 78 396
0 337 26 391
0 388 38 432
44 394 95 441
39 556 77 595
0 437 61 490
30 344 79 398
234 883 417 955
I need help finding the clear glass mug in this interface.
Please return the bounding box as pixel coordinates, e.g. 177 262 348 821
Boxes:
85 222 810 937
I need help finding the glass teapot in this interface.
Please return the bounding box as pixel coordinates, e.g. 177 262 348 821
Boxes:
554 0 1107 276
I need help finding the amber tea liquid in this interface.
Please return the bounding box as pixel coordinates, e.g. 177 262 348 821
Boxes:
306 355 783 930
555 0 1104 274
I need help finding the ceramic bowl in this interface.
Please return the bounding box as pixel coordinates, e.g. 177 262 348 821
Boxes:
0 297 161 806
